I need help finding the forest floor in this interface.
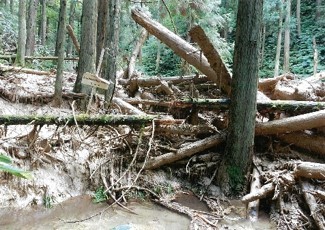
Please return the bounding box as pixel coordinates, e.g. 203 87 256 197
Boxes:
0 69 323 229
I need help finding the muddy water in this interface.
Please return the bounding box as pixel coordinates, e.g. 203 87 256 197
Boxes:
0 195 190 230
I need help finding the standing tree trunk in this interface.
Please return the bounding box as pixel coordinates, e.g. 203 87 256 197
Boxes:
104 0 121 106
96 0 108 67
73 0 98 95
283 0 291 73
217 0 263 194
39 0 47 46
274 0 284 77
15 0 27 66
296 0 301 37
66 0 76 57
53 0 67 107
316 0 322 22
25 0 39 56
9 0 14 13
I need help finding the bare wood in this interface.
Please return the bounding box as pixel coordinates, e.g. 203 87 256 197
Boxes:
258 73 295 94
279 132 325 156
189 25 232 95
0 64 53 75
247 167 261 221
144 133 226 170
112 97 146 115
118 74 210 87
255 110 325 135
66 24 80 53
241 183 275 204
294 162 325 180
124 28 148 79
300 180 325 230
311 189 325 200
0 55 78 61
156 80 175 98
131 8 231 95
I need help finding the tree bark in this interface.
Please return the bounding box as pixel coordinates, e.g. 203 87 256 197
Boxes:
73 0 98 95
66 0 76 56
15 0 27 66
39 0 47 46
296 0 301 37
53 0 67 107
66 25 80 54
274 0 284 77
283 0 291 72
25 0 38 56
96 0 108 67
217 0 263 194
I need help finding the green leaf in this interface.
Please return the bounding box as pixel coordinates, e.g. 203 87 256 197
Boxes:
0 154 12 164
0 162 32 179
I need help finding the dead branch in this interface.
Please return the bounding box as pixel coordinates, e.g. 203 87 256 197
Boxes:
112 97 146 115
0 64 53 76
66 24 80 53
247 167 262 221
241 183 275 204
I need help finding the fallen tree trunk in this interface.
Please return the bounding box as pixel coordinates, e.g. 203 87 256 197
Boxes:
189 25 231 94
124 98 325 114
144 133 226 169
255 110 325 135
0 55 78 61
112 97 147 115
0 64 54 76
241 183 275 204
66 24 80 53
0 114 157 126
279 132 325 156
294 162 325 180
131 8 231 95
118 75 210 87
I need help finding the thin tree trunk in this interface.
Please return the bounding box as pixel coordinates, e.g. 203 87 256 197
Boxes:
283 0 291 73
274 0 284 77
15 0 27 66
96 0 108 67
66 0 76 56
39 0 47 46
10 0 13 13
25 0 38 56
53 0 67 106
316 0 322 22
296 0 301 37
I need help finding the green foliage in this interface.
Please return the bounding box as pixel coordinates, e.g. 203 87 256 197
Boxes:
92 186 108 203
0 154 32 179
43 195 54 209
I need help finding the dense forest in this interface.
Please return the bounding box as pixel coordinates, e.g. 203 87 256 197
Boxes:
0 0 324 77
0 0 324 229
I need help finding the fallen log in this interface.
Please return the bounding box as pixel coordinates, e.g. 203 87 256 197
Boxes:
131 8 231 95
255 110 325 135
0 55 78 61
144 133 226 170
155 124 215 136
247 167 262 221
294 162 325 180
189 25 231 94
124 98 325 114
279 132 325 156
66 25 80 53
0 64 54 76
258 73 295 95
112 97 147 115
118 74 210 87
0 114 157 126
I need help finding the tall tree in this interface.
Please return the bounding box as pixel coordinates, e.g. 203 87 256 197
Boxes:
96 0 108 66
66 0 76 56
283 0 291 73
39 0 47 45
9 0 13 13
73 0 98 95
25 0 39 56
296 0 301 37
15 0 27 66
274 0 284 77
104 0 121 105
316 0 322 22
217 0 263 194
53 0 67 106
